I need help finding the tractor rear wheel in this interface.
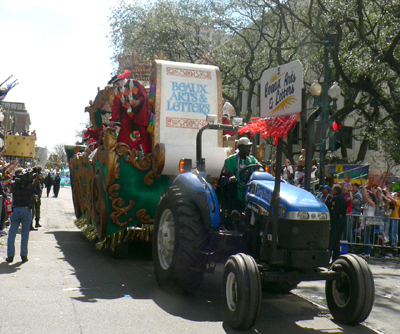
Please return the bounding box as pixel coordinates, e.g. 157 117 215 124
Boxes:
153 186 210 292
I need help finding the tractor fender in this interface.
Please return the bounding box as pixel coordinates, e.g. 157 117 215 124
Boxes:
174 173 221 228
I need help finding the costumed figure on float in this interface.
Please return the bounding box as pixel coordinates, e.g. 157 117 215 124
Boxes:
108 70 152 154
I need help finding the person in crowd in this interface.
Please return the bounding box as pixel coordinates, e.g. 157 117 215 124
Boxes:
340 173 352 202
374 187 385 216
294 164 304 187
381 190 400 246
299 148 306 161
348 182 363 243
381 200 394 244
220 137 261 209
346 186 353 214
222 102 236 136
53 172 61 198
6 168 40 263
31 172 43 230
44 172 53 197
322 159 334 188
359 177 377 254
317 185 332 205
283 159 293 183
327 184 347 263
310 159 318 182
108 70 152 154
0 173 8 236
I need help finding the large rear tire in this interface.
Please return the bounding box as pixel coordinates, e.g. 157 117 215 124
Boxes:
325 254 374 325
222 253 262 330
152 186 210 292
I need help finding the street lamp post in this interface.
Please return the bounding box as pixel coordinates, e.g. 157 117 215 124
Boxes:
328 81 341 109
317 34 338 186
310 79 341 188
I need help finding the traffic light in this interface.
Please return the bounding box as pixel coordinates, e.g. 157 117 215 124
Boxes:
329 121 342 151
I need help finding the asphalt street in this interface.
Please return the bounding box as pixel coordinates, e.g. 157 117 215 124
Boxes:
0 187 399 333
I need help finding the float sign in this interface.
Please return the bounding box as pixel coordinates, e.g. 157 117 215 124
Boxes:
260 60 303 118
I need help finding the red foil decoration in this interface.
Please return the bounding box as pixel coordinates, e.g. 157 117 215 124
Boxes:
238 112 301 145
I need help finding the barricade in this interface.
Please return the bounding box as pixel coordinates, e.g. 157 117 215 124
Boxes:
341 214 399 254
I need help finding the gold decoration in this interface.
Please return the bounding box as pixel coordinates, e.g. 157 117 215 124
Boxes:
152 143 165 174
94 128 120 187
69 153 95 224
154 51 168 61
153 62 162 146
114 142 131 158
84 86 114 130
125 154 152 171
136 209 154 224
144 170 161 186
109 184 135 227
118 51 152 81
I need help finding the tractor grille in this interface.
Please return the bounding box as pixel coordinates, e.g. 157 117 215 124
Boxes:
278 219 330 250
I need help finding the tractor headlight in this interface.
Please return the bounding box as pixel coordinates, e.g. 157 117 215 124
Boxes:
297 212 310 220
318 212 328 220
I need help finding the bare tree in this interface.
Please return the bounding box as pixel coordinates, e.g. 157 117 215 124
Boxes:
50 143 68 166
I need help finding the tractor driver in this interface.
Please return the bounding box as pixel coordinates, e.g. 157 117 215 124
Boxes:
220 137 262 210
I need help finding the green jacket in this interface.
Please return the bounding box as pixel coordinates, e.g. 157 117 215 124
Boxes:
223 153 259 201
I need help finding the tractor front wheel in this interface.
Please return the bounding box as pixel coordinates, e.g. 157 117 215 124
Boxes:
326 254 374 325
222 253 261 329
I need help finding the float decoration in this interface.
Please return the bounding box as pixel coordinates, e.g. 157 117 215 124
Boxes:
238 112 301 145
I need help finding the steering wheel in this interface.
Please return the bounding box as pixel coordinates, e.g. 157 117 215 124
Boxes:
239 164 262 183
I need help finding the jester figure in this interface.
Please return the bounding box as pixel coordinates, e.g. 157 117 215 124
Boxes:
108 70 152 154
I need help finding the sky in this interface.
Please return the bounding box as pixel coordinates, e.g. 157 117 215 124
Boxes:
0 0 119 152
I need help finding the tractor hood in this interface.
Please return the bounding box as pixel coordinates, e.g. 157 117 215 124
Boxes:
245 172 329 220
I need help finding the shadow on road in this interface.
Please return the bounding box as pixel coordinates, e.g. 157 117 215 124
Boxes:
50 230 378 334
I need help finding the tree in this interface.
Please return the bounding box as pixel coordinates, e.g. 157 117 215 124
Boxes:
108 0 216 65
48 143 68 170
267 0 400 162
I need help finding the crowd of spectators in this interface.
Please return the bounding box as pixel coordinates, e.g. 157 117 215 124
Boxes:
325 174 399 255
268 147 399 254
0 127 37 139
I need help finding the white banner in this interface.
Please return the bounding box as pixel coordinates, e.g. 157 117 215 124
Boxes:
158 61 220 147
260 60 303 118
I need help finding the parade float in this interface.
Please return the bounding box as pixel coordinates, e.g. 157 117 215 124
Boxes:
66 53 229 255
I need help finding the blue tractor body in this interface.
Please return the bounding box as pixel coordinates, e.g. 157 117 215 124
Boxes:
152 122 374 331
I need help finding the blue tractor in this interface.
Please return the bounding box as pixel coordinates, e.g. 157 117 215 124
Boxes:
152 121 374 329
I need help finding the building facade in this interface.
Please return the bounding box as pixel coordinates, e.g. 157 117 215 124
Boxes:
1 101 31 135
